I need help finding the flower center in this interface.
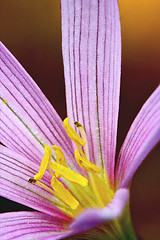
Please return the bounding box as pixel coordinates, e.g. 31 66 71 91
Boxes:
28 118 114 217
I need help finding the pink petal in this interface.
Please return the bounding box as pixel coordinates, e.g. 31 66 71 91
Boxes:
0 42 79 171
0 146 72 222
61 0 121 183
70 188 129 232
0 211 71 240
38 231 77 240
115 86 160 188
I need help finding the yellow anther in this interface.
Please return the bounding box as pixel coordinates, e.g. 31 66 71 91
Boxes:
51 176 79 210
52 145 67 167
75 149 101 174
63 118 86 147
50 162 88 186
34 145 52 180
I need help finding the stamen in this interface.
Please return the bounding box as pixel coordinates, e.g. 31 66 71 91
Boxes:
51 176 79 210
52 145 67 167
34 145 52 180
63 118 86 147
74 149 101 174
28 117 114 214
28 178 74 216
50 162 88 186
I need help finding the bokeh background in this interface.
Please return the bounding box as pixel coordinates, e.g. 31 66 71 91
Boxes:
0 0 160 239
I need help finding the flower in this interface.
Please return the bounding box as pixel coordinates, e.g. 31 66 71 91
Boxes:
0 0 160 239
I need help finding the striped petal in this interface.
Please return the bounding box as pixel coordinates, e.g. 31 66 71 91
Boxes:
0 145 72 221
0 42 79 170
61 0 121 183
70 188 129 232
0 211 71 240
115 86 160 188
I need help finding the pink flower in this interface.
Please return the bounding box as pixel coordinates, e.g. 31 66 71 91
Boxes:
0 0 160 239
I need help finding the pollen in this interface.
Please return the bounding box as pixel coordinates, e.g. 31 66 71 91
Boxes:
28 117 114 217
2 99 7 104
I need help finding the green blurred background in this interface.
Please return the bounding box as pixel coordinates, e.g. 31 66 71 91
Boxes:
0 1 160 239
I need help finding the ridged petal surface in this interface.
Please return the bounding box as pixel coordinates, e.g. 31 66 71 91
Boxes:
0 42 79 171
61 0 121 183
0 211 71 240
0 146 73 221
115 86 160 188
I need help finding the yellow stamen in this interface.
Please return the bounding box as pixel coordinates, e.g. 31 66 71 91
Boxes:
74 121 90 160
51 176 79 210
34 145 52 180
63 118 86 146
52 145 67 167
28 118 114 214
50 162 88 186
74 149 101 174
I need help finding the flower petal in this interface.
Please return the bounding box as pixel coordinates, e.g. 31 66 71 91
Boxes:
70 188 129 232
115 86 160 188
61 0 121 182
0 211 70 240
0 42 78 170
0 146 73 221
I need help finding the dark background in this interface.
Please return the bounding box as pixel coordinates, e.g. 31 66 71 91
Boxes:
0 1 160 239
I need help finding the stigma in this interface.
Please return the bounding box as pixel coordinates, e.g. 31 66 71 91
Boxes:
28 118 114 216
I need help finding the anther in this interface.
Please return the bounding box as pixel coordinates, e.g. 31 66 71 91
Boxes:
63 118 86 147
32 145 52 181
51 176 79 209
50 161 88 186
74 121 82 128
75 149 101 174
52 145 67 167
28 178 37 183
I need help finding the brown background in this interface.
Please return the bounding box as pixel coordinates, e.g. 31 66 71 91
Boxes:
0 1 160 239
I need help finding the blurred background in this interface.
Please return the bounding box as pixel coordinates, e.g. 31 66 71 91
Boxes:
0 0 160 239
